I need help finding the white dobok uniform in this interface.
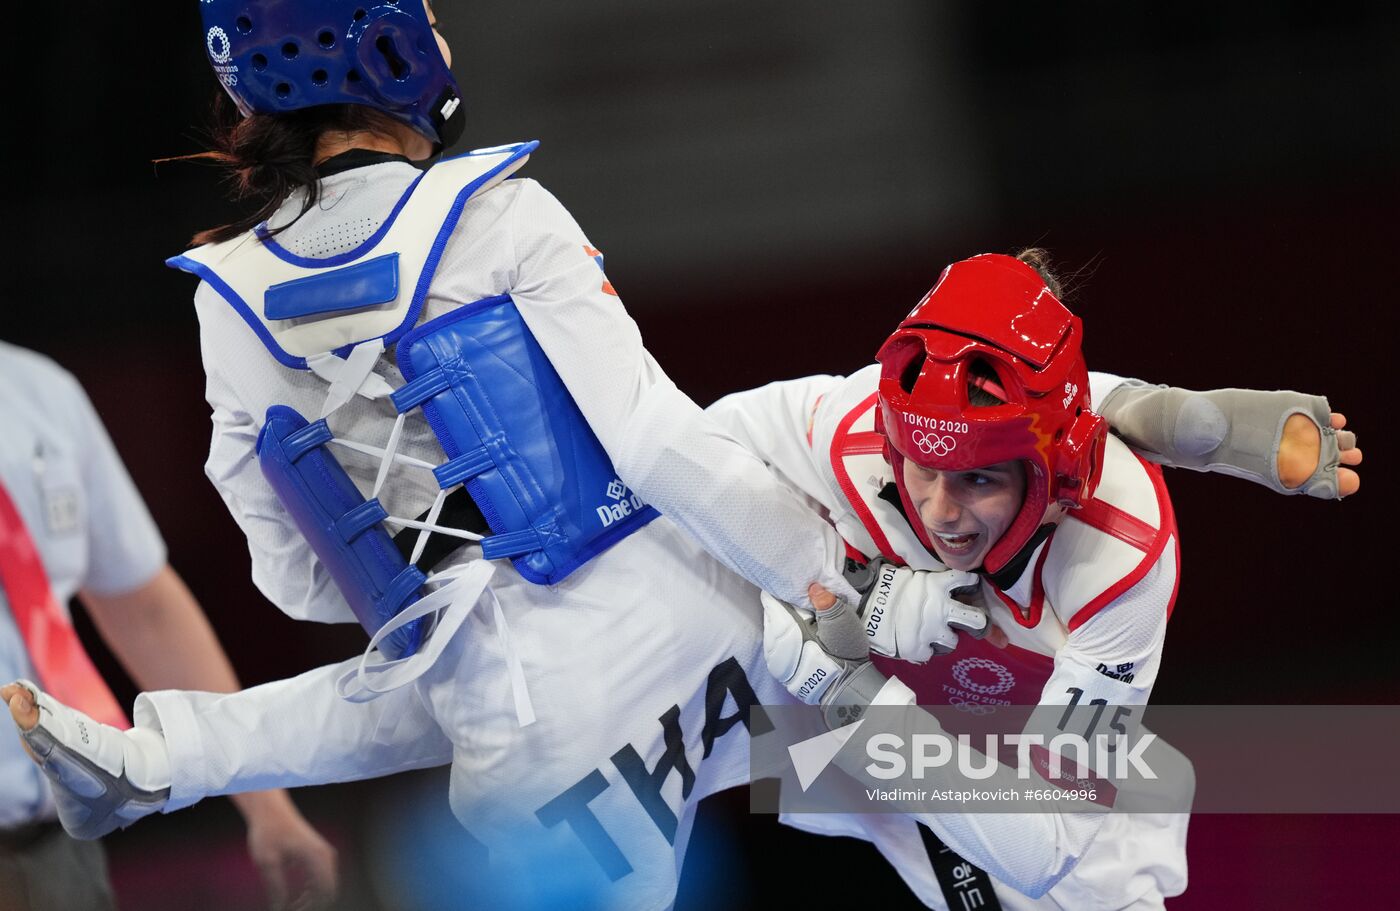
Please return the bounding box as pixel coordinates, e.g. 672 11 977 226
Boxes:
134 148 1180 908
140 149 908 909
706 367 1191 910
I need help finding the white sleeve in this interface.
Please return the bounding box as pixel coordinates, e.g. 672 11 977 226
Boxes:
64 372 167 596
134 657 451 810
1087 370 1131 411
195 286 350 624
704 375 847 516
507 180 856 608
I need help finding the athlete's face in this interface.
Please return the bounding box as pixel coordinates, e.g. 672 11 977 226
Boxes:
902 459 1026 571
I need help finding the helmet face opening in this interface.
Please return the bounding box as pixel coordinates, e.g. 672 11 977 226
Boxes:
199 1 464 150
876 254 1107 577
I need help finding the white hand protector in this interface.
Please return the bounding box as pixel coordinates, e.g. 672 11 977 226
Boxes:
760 594 899 729
849 559 987 663
10 680 171 839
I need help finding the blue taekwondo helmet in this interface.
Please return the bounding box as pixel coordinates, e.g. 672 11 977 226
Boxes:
199 0 465 150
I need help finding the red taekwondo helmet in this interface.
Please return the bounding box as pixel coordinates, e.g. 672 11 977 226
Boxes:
875 254 1108 578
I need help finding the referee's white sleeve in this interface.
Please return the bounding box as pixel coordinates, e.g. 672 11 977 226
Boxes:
63 370 167 596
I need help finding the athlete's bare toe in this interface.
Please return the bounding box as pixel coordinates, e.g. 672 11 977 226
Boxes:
2 683 39 732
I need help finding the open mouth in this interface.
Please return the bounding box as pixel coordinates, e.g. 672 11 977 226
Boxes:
933 531 979 554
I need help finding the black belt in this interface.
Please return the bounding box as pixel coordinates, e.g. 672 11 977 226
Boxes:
0 820 62 852
919 825 1003 910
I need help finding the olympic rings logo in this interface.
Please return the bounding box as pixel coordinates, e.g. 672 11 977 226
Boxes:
912 430 957 457
946 694 999 716
207 27 233 64
950 657 1016 696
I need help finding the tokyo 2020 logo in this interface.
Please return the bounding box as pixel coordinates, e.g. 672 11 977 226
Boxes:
950 657 1015 696
206 27 232 64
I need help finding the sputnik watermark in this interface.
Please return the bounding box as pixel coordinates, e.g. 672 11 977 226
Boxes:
756 704 1400 815
789 721 1157 794
863 731 1157 781
754 702 1197 815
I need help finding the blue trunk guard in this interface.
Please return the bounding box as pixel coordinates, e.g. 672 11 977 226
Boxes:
257 406 427 659
391 294 658 586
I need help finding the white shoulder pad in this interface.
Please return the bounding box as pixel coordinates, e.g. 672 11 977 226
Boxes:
1042 435 1174 631
168 141 538 369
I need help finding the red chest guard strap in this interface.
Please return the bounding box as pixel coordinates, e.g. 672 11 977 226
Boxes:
1064 458 1178 632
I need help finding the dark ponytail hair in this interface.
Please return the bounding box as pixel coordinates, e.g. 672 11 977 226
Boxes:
1013 247 1065 299
184 92 405 246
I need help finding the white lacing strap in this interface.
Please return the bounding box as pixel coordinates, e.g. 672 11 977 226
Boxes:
371 412 406 498
311 343 487 548
326 436 437 472
335 560 487 700
332 559 536 727
308 341 393 419
488 586 536 727
406 488 448 565
313 342 536 727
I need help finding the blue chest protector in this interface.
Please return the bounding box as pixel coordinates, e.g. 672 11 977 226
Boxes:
391 295 658 580
169 143 657 659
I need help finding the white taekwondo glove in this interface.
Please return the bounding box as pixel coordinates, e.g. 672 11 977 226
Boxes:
762 593 914 729
7 680 170 839
846 558 988 663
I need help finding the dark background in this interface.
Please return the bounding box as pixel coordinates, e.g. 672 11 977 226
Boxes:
3 1 1398 908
